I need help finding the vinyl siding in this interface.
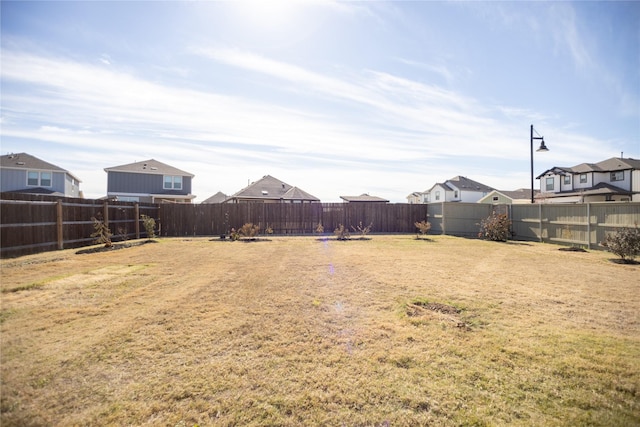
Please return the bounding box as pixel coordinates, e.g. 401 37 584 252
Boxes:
107 171 192 195
0 168 68 195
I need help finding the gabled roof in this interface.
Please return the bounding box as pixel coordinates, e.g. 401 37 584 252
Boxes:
340 194 389 203
201 191 228 204
446 176 494 192
425 176 493 194
104 159 194 177
596 157 640 171
229 175 320 201
499 188 538 200
538 157 640 178
283 186 318 200
0 152 81 182
425 182 454 193
479 188 537 203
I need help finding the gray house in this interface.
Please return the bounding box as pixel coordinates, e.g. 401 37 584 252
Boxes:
104 159 195 203
0 152 82 198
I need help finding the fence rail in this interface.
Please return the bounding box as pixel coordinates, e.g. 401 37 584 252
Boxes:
1 192 638 258
1 193 158 257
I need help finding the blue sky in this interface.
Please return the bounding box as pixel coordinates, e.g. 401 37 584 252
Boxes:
1 1 638 202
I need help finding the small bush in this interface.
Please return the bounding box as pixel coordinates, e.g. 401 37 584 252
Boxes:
478 213 512 242
315 222 324 234
238 223 260 239
415 220 431 238
334 224 350 240
264 224 274 235
351 221 373 237
140 214 156 239
229 228 240 241
602 225 640 262
90 214 113 247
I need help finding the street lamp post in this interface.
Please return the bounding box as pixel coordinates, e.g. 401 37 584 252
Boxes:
530 124 549 204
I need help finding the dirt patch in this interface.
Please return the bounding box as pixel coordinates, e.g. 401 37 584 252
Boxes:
558 247 587 252
411 301 461 315
75 240 157 254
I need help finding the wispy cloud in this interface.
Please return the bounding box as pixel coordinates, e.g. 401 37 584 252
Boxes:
549 4 593 71
1 46 621 201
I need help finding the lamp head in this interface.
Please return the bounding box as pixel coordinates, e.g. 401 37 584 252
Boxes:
536 139 549 152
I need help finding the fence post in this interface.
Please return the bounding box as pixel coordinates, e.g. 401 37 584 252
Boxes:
586 203 591 249
441 202 446 235
56 199 64 250
538 203 543 242
134 203 140 239
103 201 109 228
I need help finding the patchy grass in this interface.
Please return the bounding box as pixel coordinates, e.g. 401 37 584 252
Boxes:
1 236 639 426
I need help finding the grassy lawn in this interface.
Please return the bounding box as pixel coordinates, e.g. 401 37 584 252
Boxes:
1 235 638 426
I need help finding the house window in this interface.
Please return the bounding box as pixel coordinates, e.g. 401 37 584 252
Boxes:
610 171 623 182
580 174 587 183
163 175 183 190
545 177 554 191
492 196 499 202
27 171 52 187
454 190 458 198
435 191 440 201
563 175 571 185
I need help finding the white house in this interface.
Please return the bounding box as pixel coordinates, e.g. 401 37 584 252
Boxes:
536 157 640 203
410 176 494 203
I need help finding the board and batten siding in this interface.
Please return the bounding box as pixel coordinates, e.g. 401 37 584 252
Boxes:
107 171 192 195
0 168 68 195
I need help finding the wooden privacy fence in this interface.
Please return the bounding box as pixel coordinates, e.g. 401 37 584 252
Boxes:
1 193 158 258
1 193 638 258
158 203 430 236
510 202 640 248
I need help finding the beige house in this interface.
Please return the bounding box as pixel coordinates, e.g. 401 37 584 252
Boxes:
478 189 539 204
225 175 320 203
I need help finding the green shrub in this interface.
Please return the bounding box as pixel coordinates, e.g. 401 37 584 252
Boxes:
478 213 512 242
140 214 156 239
602 225 640 262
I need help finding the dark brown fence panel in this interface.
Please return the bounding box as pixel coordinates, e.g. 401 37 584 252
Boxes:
0 199 58 256
1 193 160 257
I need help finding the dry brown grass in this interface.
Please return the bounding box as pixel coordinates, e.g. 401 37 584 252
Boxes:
1 236 638 426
